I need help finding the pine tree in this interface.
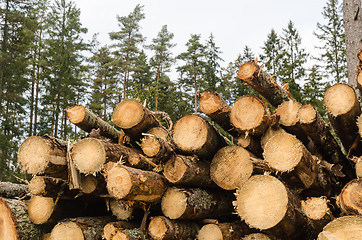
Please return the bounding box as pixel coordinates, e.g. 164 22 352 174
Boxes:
314 0 346 83
204 33 223 92
109 4 145 100
303 65 326 117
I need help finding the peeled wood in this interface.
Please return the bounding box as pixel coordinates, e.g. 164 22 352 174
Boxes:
324 83 362 156
50 216 113 240
197 222 250 240
243 233 272 240
141 135 174 163
237 60 290 107
17 135 67 177
66 105 124 143
337 178 362 215
103 221 139 240
163 155 215 188
0 182 28 198
111 99 160 140
317 215 362 240
301 197 334 233
235 175 308 240
0 197 45 240
161 187 234 220
237 133 263 157
105 162 167 202
172 114 226 159
148 216 199 240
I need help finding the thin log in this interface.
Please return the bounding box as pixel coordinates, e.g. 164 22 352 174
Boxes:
103 221 139 240
146 126 172 142
105 228 150 240
197 222 251 240
141 134 174 163
28 176 74 198
242 233 272 240
237 133 263 157
109 199 134 220
337 178 362 215
0 182 28 198
357 71 362 91
356 157 362 178
80 174 107 195
317 215 362 240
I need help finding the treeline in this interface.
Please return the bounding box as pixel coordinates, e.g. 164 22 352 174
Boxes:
0 0 345 181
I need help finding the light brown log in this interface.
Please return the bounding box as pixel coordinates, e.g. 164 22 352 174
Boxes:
230 95 274 136
28 176 72 198
324 83 362 156
141 135 174 163
102 221 139 240
163 154 216 188
356 157 362 178
66 105 125 143
237 60 291 107
148 216 199 240
80 174 106 195
161 187 234 220
105 162 167 202
317 215 362 240
105 228 149 240
111 99 160 140
301 197 334 233
0 197 45 240
0 182 28 198
337 178 362 215
210 145 254 190
197 222 250 240
243 233 272 240
234 175 309 240
146 127 172 142
357 71 362 91
260 126 286 148
172 114 226 159
109 199 134 221
50 216 113 240
43 233 51 240
17 135 67 177
237 133 263 157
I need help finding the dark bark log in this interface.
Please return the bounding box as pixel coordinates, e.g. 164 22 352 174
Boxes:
317 215 362 240
102 221 139 240
0 182 28 199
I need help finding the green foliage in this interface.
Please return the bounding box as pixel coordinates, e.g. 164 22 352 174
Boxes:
203 33 223 92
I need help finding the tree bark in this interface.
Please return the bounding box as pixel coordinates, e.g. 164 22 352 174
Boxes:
317 215 362 240
102 221 139 240
197 222 251 240
0 182 28 199
337 178 362 215
243 233 272 240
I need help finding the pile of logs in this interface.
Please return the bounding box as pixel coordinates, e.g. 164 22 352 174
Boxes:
1 59 362 240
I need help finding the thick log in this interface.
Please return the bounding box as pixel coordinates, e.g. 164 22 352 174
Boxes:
260 126 286 148
148 216 199 240
234 175 309 240
66 105 125 143
49 216 113 240
210 145 254 190
337 178 362 215
0 197 45 240
0 182 28 198
109 199 134 220
105 162 167 202
172 114 226 159
199 91 238 137
237 60 291 107
17 135 67 178
161 187 234 220
301 197 334 233
197 222 251 240
141 134 174 163
103 221 139 240
237 133 263 157
324 83 362 156
317 215 362 240
111 99 160 140
163 154 215 188
230 95 275 136
243 233 272 240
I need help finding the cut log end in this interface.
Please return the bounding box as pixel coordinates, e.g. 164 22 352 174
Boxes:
276 100 302 126
111 99 144 129
163 155 189 183
29 176 46 195
146 127 170 142
324 83 357 117
356 114 362 137
317 215 362 240
65 105 86 124
106 165 132 200
141 136 161 157
301 197 330 220
357 71 362 89
298 104 317 124
28 196 55 225
80 175 98 194
356 159 362 178
161 188 186 219
199 91 224 115
109 199 133 220
0 199 18 240
338 179 362 215
197 224 223 240
50 221 84 240
148 216 169 240
238 61 257 80
243 233 271 240
235 175 288 230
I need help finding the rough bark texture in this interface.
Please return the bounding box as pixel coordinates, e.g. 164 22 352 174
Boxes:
111 99 161 140
237 60 291 107
102 221 139 240
317 215 362 240
66 105 125 143
148 216 199 240
337 178 362 215
197 222 251 240
107 228 150 240
0 182 28 199
0 197 46 240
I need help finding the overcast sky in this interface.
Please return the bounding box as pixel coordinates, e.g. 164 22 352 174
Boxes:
75 0 327 73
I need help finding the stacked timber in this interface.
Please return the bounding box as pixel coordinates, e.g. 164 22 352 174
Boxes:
1 57 362 239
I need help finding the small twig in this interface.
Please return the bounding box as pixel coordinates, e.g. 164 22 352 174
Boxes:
12 174 29 185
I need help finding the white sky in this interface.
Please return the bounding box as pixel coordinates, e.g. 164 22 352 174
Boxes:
76 0 327 76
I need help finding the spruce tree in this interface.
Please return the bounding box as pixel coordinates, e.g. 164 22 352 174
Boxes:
204 33 223 92
303 65 326 117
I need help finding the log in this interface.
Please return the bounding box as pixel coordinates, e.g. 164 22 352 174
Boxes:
0 197 45 240
111 99 160 140
197 222 251 240
0 182 28 198
324 83 362 156
105 162 167 202
237 60 290 107
260 126 286 148
317 215 362 240
104 228 149 240
161 187 234 220
356 157 362 178
210 145 254 190
66 105 125 143
242 233 272 240
49 216 113 240
109 199 134 220
357 71 362 91
146 126 172 142
237 133 263 157
172 114 226 159
234 175 309 240
17 135 67 177
141 134 174 163
103 221 139 240
337 178 362 215
80 174 106 195
148 216 199 240
28 176 74 198
301 197 334 233
230 95 275 136
163 154 216 188
199 91 238 137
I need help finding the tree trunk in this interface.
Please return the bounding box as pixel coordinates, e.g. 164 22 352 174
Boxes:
324 83 362 156
0 197 46 240
161 187 234 220
237 60 291 107
317 215 362 240
0 182 28 199
197 222 251 240
148 216 199 240
172 114 226 159
104 163 167 202
111 99 160 140
141 135 174 163
17 135 67 178
337 178 362 215
66 105 125 143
